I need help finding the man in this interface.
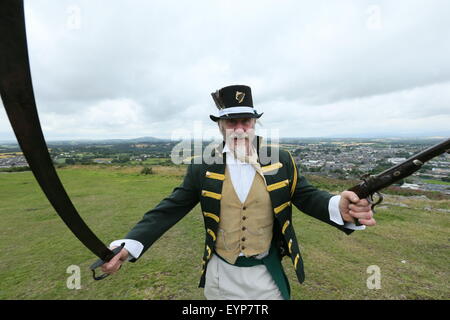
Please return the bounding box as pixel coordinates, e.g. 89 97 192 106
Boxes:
103 85 376 300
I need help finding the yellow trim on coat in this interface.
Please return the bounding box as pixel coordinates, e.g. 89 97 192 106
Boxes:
267 179 289 192
282 220 290 234
288 152 298 197
294 254 300 270
205 171 225 181
203 212 220 223
274 201 291 214
207 228 216 241
201 190 222 200
261 162 283 173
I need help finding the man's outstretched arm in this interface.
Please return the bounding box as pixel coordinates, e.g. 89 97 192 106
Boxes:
102 164 200 274
287 151 375 234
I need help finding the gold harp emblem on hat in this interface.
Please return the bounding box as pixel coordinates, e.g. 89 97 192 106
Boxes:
235 91 245 104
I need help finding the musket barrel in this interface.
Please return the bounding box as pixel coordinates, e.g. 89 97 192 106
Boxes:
374 138 450 179
348 137 450 224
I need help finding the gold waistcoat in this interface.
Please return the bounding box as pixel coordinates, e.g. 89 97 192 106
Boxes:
215 166 274 264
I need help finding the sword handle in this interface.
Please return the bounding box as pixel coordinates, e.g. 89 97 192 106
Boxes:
90 243 125 280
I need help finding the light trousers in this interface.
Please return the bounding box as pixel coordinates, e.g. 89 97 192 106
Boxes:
204 254 284 300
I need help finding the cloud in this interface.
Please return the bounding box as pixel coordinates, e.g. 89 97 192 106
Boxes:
1 0 449 140
40 98 147 138
262 81 450 137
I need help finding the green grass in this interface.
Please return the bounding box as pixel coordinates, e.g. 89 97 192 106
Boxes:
129 158 171 166
0 167 449 300
422 179 450 186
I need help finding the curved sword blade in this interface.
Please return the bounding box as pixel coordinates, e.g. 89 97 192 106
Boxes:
0 0 114 262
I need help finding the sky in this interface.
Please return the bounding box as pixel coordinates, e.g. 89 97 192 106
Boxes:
1 0 450 141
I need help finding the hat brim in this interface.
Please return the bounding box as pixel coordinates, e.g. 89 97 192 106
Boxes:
210 112 263 122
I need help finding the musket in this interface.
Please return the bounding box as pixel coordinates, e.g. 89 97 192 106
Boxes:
347 138 450 225
0 0 122 280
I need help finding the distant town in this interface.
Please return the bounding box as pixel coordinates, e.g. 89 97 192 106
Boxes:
1 137 449 194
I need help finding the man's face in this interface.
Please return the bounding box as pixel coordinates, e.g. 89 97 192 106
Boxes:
219 118 256 155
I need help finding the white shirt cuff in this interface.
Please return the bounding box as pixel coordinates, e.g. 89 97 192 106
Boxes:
329 195 366 231
109 239 144 261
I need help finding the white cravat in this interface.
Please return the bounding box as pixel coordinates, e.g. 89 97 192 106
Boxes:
222 144 259 202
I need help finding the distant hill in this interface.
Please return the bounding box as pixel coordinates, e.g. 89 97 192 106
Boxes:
1 136 447 146
0 136 174 145
44 136 172 146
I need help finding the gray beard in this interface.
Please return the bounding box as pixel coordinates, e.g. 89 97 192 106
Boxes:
230 139 258 164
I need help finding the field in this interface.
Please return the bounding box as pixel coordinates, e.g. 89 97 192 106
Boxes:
423 179 450 186
0 152 22 159
0 166 449 300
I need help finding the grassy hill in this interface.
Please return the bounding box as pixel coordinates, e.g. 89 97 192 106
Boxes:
0 166 448 300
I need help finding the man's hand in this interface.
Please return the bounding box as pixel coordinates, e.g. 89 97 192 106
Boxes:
339 191 376 226
101 247 129 275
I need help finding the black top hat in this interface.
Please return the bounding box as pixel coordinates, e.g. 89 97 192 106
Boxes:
210 85 263 122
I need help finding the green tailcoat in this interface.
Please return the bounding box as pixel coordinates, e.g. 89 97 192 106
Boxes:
126 137 353 288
